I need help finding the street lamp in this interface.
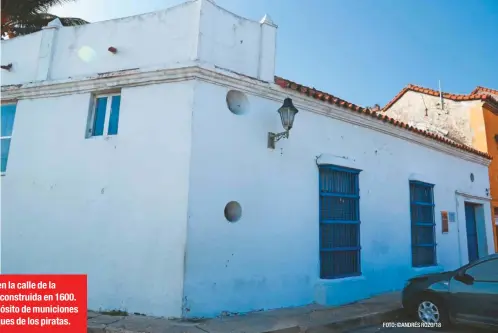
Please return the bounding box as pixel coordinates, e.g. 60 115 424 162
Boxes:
268 98 299 149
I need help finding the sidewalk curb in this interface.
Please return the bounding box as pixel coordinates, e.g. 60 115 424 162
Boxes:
87 292 402 333
264 308 404 333
304 308 405 333
87 328 156 333
88 308 404 333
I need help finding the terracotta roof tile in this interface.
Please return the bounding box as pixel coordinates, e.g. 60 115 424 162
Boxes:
471 86 498 96
274 76 491 160
383 84 498 112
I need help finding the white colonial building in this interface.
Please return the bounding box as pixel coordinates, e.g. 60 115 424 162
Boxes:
1 0 495 319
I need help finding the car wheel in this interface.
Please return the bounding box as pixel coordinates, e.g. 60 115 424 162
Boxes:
416 296 450 329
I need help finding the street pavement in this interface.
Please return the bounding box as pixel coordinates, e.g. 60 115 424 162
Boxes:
345 314 496 333
89 292 403 333
345 324 486 332
342 312 493 333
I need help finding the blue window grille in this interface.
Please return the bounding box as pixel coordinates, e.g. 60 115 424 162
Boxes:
319 165 361 279
1 103 17 173
409 181 437 267
88 94 121 137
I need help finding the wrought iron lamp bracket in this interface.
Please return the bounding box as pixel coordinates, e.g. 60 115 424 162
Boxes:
268 131 289 149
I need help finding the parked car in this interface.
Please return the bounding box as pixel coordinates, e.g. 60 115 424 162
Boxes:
402 253 498 330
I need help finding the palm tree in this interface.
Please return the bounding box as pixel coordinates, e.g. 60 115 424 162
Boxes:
1 0 88 38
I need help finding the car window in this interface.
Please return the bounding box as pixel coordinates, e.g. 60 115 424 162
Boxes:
466 259 498 282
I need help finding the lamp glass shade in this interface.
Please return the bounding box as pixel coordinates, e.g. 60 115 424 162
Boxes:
278 98 298 131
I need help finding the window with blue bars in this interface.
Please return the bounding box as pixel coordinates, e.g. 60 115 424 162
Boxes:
319 165 361 279
87 93 121 137
409 181 437 267
1 103 17 173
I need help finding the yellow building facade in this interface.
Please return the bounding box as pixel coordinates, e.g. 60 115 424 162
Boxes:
471 87 498 252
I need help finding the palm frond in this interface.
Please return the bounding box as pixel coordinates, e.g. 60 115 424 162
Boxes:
2 0 79 17
58 17 88 26
2 12 88 37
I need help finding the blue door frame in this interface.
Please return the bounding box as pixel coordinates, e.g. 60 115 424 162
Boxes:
464 203 479 262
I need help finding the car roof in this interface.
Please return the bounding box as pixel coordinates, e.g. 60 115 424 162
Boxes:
475 253 498 263
460 253 498 270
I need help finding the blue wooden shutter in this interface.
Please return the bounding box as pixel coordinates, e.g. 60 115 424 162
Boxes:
1 104 17 172
409 181 436 267
93 97 108 136
108 95 121 135
1 138 11 173
319 165 361 279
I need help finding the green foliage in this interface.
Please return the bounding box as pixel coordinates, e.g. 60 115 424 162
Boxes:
1 0 88 38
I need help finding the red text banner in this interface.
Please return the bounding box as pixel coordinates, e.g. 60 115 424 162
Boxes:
0 274 87 333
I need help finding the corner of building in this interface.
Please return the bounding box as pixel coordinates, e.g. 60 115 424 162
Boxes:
481 103 498 252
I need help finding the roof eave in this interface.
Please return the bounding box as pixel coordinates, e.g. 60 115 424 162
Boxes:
483 99 498 113
274 77 492 161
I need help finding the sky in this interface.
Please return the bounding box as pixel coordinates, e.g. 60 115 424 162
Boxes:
51 0 498 107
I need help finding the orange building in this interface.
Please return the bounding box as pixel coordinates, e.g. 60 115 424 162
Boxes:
472 87 498 251
383 85 498 251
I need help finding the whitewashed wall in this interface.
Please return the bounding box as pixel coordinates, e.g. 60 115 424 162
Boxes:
1 81 195 316
384 91 478 146
49 2 200 81
1 0 276 86
197 0 276 81
183 81 493 318
0 32 43 86
1 0 276 318
1 0 493 320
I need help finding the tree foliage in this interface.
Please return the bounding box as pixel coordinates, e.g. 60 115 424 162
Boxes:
1 0 88 38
